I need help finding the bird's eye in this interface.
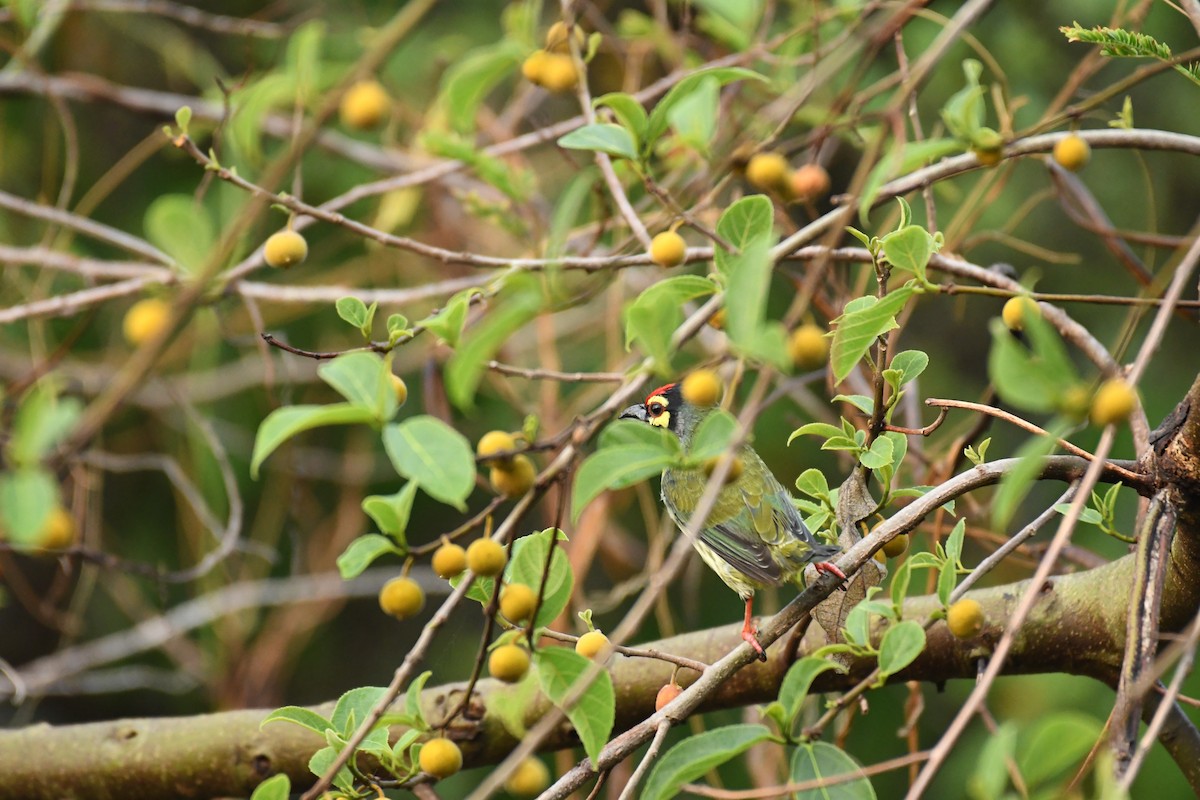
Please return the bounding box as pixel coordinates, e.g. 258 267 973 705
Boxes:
648 402 665 416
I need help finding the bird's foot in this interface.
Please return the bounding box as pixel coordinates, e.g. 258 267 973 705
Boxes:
815 560 848 591
741 625 769 662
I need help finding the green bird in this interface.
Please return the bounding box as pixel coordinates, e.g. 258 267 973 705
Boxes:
620 380 845 661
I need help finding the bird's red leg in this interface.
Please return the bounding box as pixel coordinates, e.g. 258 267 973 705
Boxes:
741 597 768 662
814 561 848 591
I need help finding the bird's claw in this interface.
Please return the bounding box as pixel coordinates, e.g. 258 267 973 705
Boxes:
815 560 848 592
741 627 769 662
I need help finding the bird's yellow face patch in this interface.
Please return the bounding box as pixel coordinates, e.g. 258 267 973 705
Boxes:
645 394 671 428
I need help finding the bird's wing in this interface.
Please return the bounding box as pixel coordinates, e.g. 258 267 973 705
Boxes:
695 477 789 586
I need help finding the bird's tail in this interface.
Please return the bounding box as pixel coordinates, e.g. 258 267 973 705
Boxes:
804 541 840 564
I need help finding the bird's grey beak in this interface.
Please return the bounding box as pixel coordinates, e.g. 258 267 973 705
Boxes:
619 403 648 422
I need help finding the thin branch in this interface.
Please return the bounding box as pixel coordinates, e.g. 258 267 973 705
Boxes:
617 720 670 800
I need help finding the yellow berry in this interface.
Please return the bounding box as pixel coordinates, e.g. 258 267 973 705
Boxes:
477 430 517 462
418 737 463 779
489 643 531 682
538 53 579 93
655 682 683 712
545 21 585 54
522 50 551 85
708 308 726 330
263 230 308 269
575 630 611 660
338 80 390 130
390 374 408 406
36 507 76 551
972 145 1003 167
1090 378 1137 426
500 583 538 623
788 324 829 369
745 152 790 192
649 230 687 268
789 163 831 201
1001 296 1040 332
946 598 985 639
702 455 743 485
379 577 424 620
490 454 536 499
505 757 551 797
873 550 887 564
882 534 909 558
466 538 508 577
123 298 171 346
971 129 1004 167
681 369 722 407
1053 134 1090 171
431 543 467 579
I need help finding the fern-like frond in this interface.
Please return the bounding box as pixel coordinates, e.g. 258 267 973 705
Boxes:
1061 22 1200 88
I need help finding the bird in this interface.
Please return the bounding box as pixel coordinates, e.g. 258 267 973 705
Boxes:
619 380 845 661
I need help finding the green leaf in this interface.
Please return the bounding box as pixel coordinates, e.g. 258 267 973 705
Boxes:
623 276 716 370
250 403 377 478
1017 712 1102 789
419 288 475 348
987 318 1073 414
992 422 1068 530
642 724 775 800
174 105 192 135
362 481 419 544
308 746 354 793
724 235 774 356
788 422 844 445
778 657 843 739
714 194 774 277
941 59 986 141
534 648 615 766
405 671 433 725
858 138 961 224
382 416 475 511
249 773 290 800
599 419 683 454
794 469 830 499
644 67 765 149
937 559 957 607
445 275 542 409
945 518 966 564
0 467 58 545
880 225 938 283
8 381 82 466
318 352 396 420
829 285 915 383
507 528 575 628
687 409 738 461
335 534 402 579
666 76 719 155
790 742 877 800
335 296 370 331
969 722 1017 800
877 620 925 681
261 706 332 736
557 123 638 160
386 313 410 343
571 446 675 522
858 436 894 470
593 92 647 150
886 350 929 387
832 394 875 415
437 42 523 134
144 194 213 274
331 686 390 749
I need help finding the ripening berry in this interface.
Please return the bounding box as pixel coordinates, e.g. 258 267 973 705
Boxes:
538 53 579 93
708 308 726 330
575 630 611 660
655 682 683 712
703 455 743 485
971 129 1004 167
390 374 408 406
379 577 424 620
1057 384 1092 422
489 644 531 682
545 21 584 54
490 454 536 499
681 370 722 407
946 598 985 639
338 80 390 130
263 230 308 269
418 737 463 779
522 50 551 85
123 298 171 346
1090 378 1137 426
1001 296 1040 332
431 543 467 579
477 430 517 463
36 507 76 551
505 757 551 797
788 324 829 369
1053 134 1090 171
649 230 687 268
882 534 910 558
789 163 831 201
500 583 538 623
745 152 789 192
466 538 507 576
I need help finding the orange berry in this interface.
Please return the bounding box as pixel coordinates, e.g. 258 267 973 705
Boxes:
655 682 683 711
1053 134 1090 171
789 163 831 201
123 298 171 346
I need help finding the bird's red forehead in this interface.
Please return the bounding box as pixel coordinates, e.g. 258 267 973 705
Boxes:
645 383 676 405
